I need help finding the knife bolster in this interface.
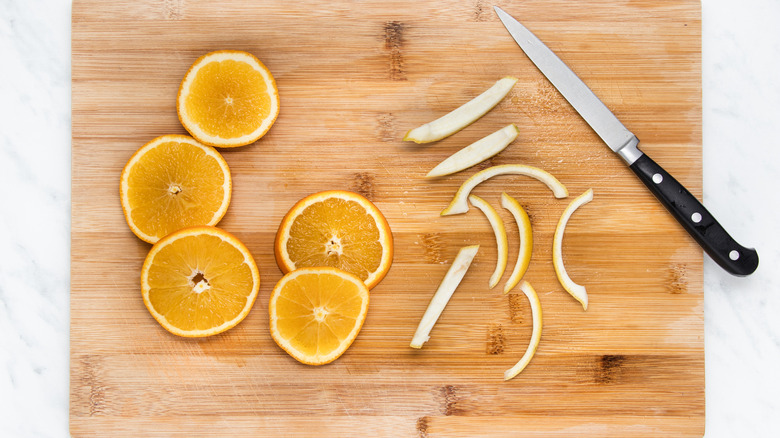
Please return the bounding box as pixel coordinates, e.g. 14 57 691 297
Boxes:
615 136 642 165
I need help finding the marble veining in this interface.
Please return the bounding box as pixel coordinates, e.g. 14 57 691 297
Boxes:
702 0 780 436
1 0 779 437
1 0 71 437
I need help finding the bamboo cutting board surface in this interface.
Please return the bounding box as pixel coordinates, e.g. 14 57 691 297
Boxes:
71 1 704 436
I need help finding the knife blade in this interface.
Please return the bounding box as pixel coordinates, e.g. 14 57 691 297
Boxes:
494 6 758 276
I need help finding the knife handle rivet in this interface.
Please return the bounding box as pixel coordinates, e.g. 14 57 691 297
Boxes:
691 212 702 223
729 250 740 261
652 173 663 184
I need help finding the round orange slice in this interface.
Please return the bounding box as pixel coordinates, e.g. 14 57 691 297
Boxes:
141 226 260 337
269 267 370 365
177 50 280 148
120 135 232 244
274 190 393 290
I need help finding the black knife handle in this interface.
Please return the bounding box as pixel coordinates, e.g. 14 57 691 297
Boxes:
629 153 758 276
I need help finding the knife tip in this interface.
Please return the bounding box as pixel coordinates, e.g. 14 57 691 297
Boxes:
493 5 510 21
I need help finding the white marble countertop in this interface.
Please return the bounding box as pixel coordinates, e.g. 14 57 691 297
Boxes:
1 0 778 436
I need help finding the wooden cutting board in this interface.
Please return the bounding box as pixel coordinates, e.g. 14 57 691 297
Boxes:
71 0 704 436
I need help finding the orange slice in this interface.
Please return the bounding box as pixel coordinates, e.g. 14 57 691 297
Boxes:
274 190 393 290
120 135 232 244
141 226 260 337
177 50 280 148
269 267 370 365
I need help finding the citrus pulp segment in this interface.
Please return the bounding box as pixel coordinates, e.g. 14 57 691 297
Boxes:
177 50 280 148
120 135 232 244
269 267 370 365
274 191 393 290
141 226 260 337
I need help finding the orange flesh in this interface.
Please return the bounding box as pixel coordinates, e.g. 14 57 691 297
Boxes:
285 198 384 282
125 140 227 240
146 233 254 332
274 271 366 358
185 59 273 139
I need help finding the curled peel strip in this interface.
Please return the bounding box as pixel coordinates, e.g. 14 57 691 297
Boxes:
553 188 594 310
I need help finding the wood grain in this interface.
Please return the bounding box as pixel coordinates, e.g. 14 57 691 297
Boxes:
71 0 703 436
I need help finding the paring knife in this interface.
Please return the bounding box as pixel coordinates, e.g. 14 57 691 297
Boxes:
494 6 758 276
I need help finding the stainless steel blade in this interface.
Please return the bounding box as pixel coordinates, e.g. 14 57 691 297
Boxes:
494 6 642 164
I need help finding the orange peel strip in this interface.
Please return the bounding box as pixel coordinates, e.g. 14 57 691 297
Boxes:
553 188 594 310
504 281 542 380
442 164 568 216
